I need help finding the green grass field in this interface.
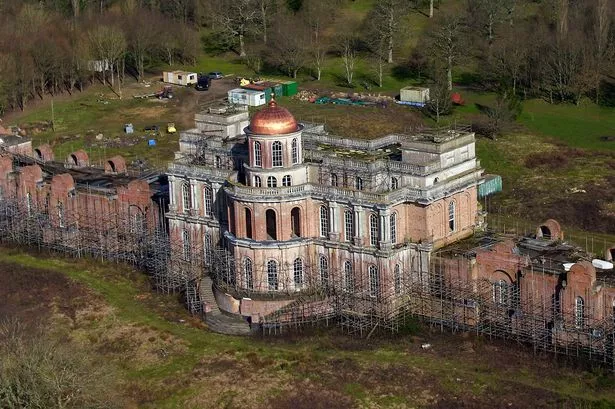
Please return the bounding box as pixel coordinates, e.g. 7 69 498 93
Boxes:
3 247 615 408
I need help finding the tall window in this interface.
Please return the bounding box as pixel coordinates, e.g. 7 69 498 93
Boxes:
291 207 301 237
245 208 253 239
319 256 329 287
244 258 253 290
394 264 402 295
369 265 379 298
182 230 191 261
493 280 509 305
254 141 262 167
575 296 585 328
320 206 329 237
203 186 213 216
391 177 399 190
26 193 32 215
390 213 397 244
344 261 353 291
204 233 212 265
272 141 283 167
266 209 277 240
294 258 303 289
291 138 298 164
448 201 456 232
215 156 221 169
182 181 191 212
267 176 277 187
355 176 364 190
44 193 50 215
57 202 64 228
282 175 291 186
267 260 278 290
344 210 353 242
254 176 262 187
370 213 379 246
331 173 338 187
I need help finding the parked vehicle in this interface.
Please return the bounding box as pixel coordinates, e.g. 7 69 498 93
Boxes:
144 125 159 132
195 74 210 91
208 72 223 79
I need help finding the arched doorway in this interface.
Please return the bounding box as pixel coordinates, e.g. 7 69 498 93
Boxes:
266 209 277 240
291 207 301 238
539 225 551 239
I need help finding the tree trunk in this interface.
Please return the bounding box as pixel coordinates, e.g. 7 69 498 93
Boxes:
387 12 394 63
239 33 246 57
447 56 453 91
429 0 434 18
317 67 321 81
261 2 268 44
110 62 114 87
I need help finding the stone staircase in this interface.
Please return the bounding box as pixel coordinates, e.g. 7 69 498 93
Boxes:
200 276 252 336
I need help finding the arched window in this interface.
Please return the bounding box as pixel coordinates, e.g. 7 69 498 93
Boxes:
57 201 64 228
44 193 50 215
344 261 353 291
319 255 329 287
245 208 253 239
331 173 338 187
203 186 213 217
204 233 212 265
282 175 291 186
370 213 379 246
26 192 32 215
215 156 221 169
267 260 278 290
390 213 397 244
267 176 277 188
254 176 262 187
355 176 363 190
391 177 399 190
369 265 379 298
182 181 191 212
394 264 402 294
448 201 456 232
294 258 303 288
266 209 277 240
344 210 353 242
254 141 262 167
320 206 329 237
575 296 585 328
291 207 301 237
182 230 191 261
272 141 283 167
291 138 298 164
244 258 253 290
493 280 509 305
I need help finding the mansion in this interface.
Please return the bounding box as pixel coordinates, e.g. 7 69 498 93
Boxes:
166 100 483 318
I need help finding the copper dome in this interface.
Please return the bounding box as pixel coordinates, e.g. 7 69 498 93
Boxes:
249 99 298 135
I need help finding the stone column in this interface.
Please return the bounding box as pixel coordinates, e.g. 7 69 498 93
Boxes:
190 180 197 211
328 202 340 241
353 206 364 246
379 208 391 250
168 176 177 211
212 182 221 219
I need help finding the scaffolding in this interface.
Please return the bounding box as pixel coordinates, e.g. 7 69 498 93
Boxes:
2 193 615 370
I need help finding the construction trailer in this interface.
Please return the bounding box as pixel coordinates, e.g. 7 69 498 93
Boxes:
163 71 198 86
227 88 266 107
400 86 430 106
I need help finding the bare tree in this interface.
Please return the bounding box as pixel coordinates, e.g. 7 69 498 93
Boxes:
340 36 358 86
428 13 462 91
88 25 126 95
370 0 406 63
127 9 160 81
257 0 277 44
270 17 308 78
426 68 452 123
214 0 258 58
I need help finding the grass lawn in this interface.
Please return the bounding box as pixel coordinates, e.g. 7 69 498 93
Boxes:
3 246 615 408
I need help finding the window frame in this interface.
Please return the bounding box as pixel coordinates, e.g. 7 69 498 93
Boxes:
254 141 262 167
272 141 283 167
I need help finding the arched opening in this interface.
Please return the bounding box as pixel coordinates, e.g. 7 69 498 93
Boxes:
282 175 291 186
107 160 116 173
244 258 253 290
203 186 213 216
355 176 363 190
319 255 329 287
448 201 456 232
291 207 301 237
71 154 79 166
575 296 585 328
253 141 262 167
181 182 191 212
272 141 283 167
254 176 262 187
539 225 551 239
266 209 277 240
390 213 397 244
344 210 353 242
610 248 615 261
370 213 379 246
369 265 380 298
267 176 277 187
35 149 42 160
245 208 253 239
331 173 338 186
215 156 221 168
391 177 399 190
319 206 328 237
292 138 299 164
344 261 353 291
